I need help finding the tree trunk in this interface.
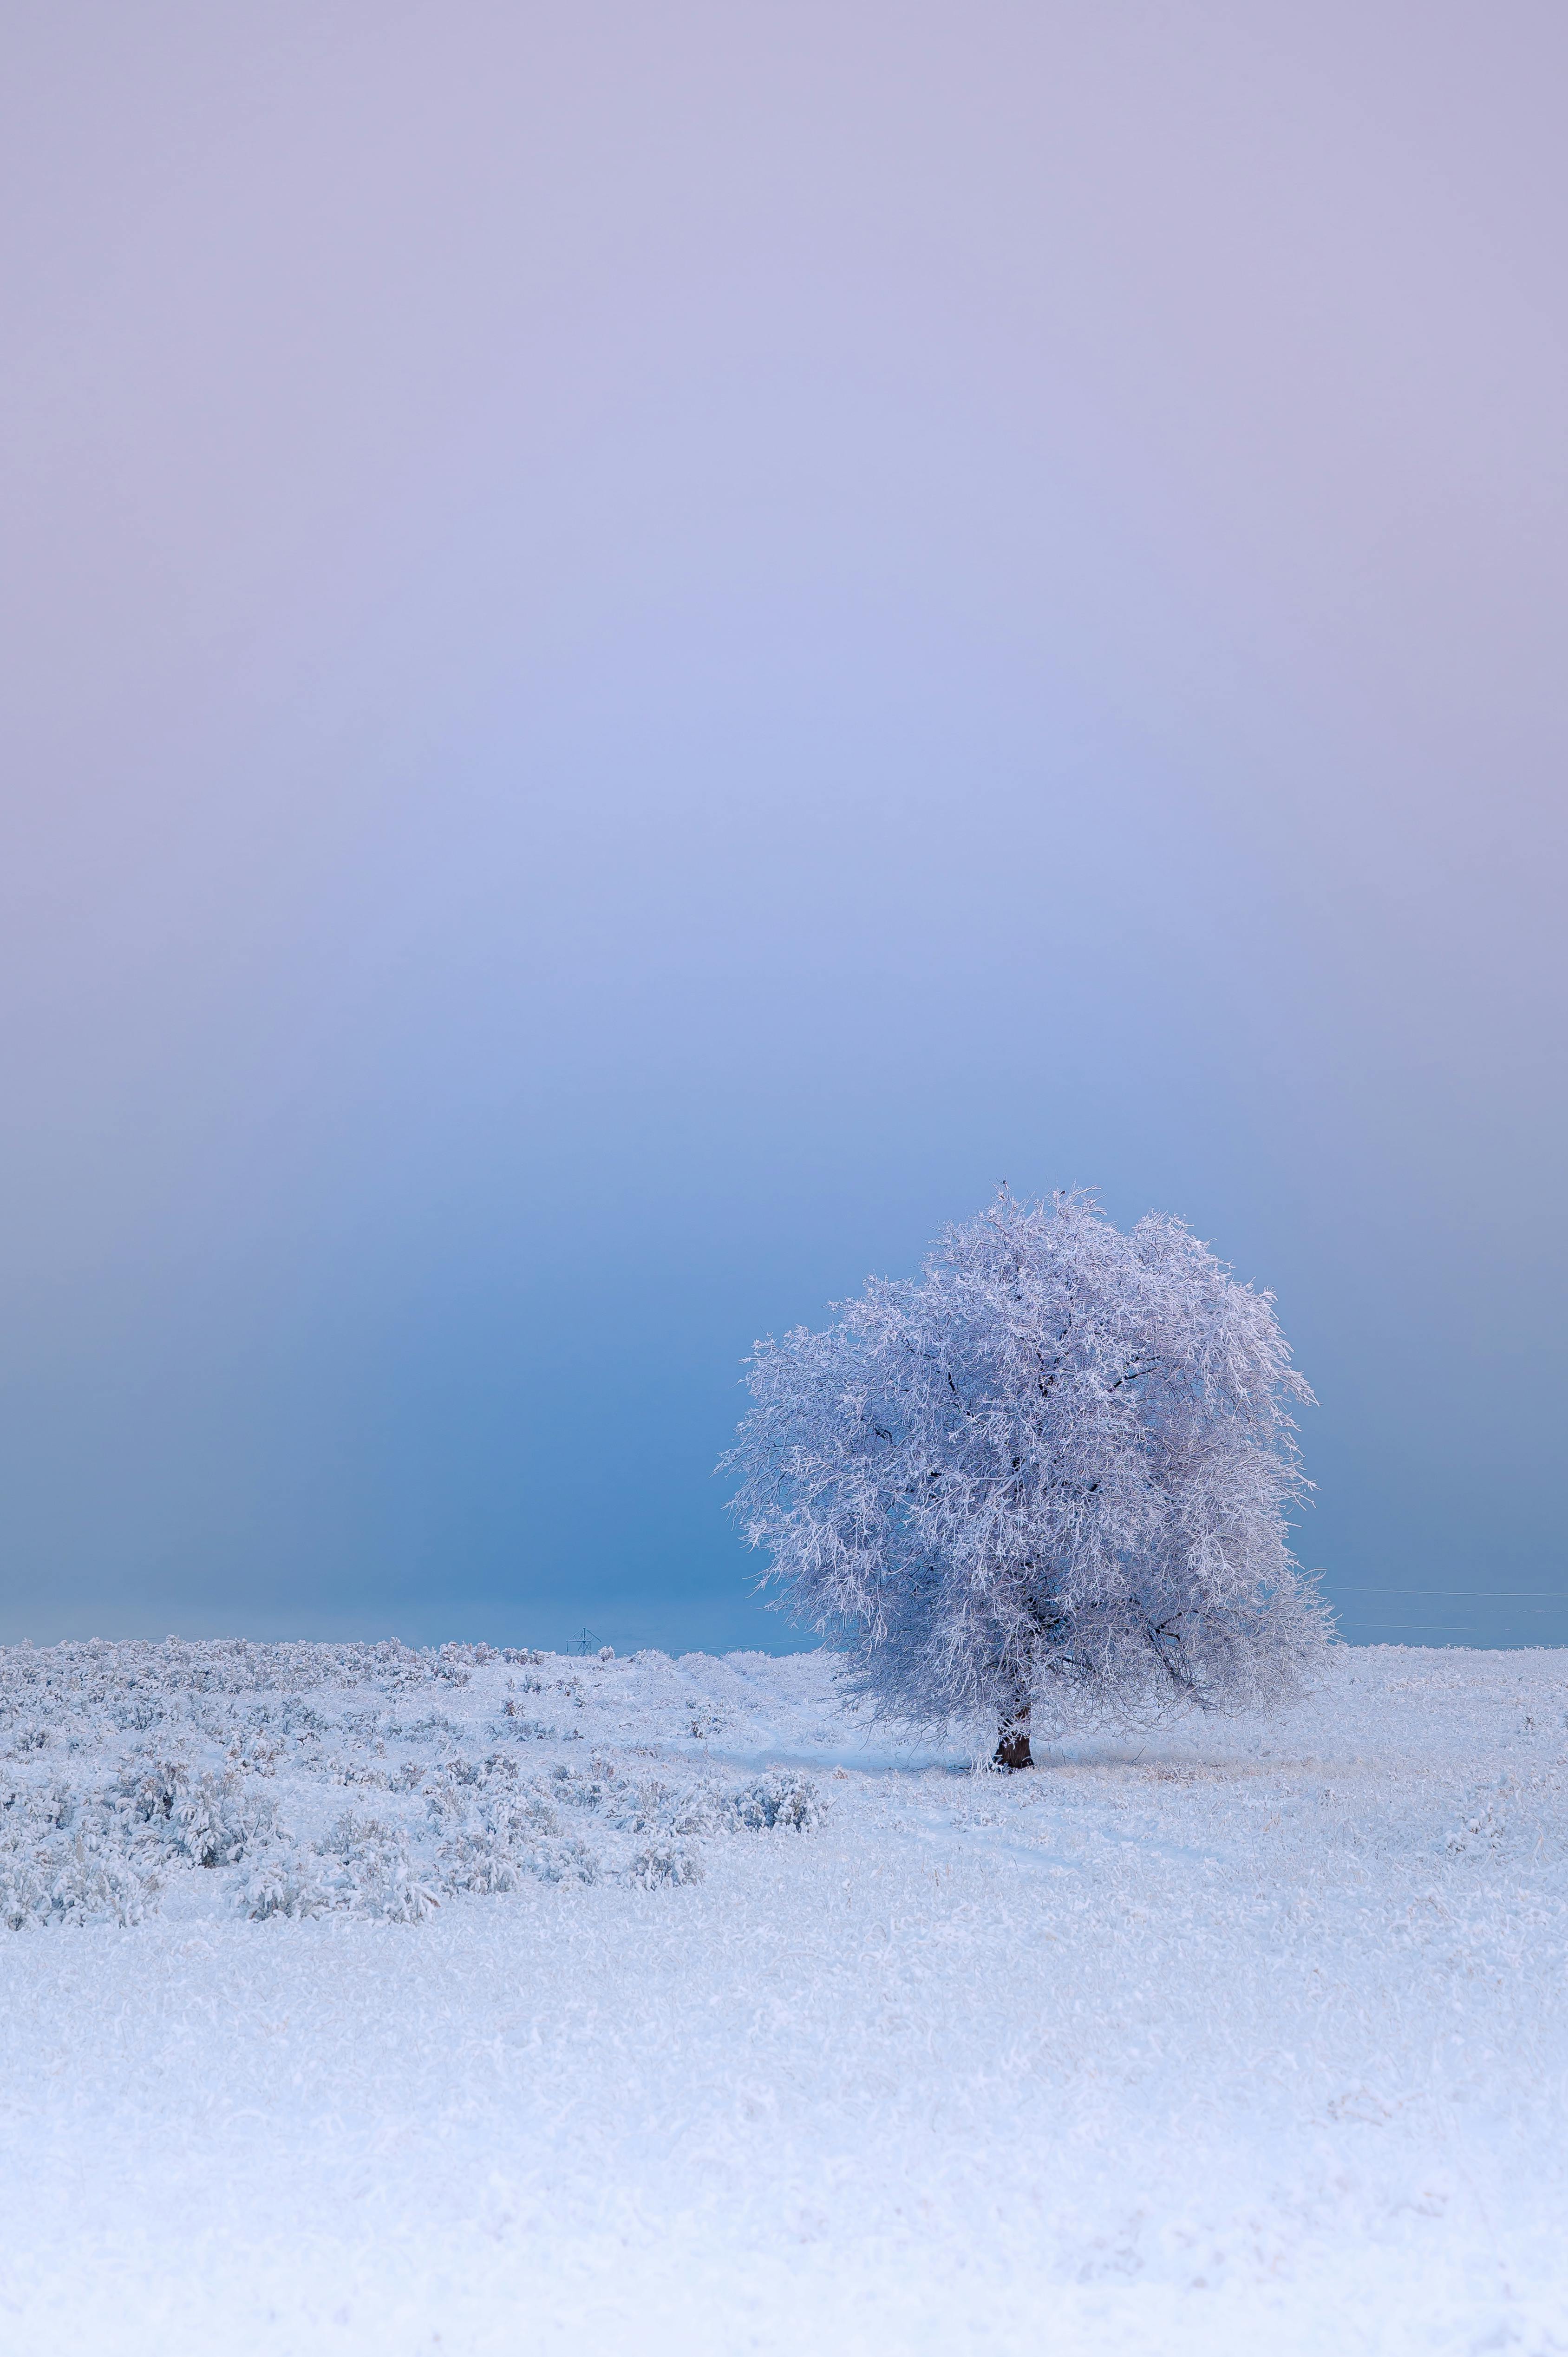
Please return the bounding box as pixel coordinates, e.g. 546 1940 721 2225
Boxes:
993 1700 1033 1772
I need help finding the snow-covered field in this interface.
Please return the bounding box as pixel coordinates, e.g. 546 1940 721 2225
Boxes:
1 1638 1565 2356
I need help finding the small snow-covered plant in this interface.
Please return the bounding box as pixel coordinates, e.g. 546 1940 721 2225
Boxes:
245 1815 443 1921
169 1768 279 1867
115 1751 277 1866
727 1769 824 1832
244 1843 330 1921
628 1839 704 1888
726 1189 1331 1767
318 1814 442 1921
0 1837 158 1929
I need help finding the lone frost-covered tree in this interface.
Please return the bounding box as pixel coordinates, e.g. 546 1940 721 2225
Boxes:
726 1191 1330 1767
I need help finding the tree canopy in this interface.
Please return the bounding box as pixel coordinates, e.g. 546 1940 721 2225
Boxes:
726 1191 1331 1759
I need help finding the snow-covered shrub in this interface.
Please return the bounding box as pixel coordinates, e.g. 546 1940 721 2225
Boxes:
0 1808 162 1929
0 1839 159 1929
318 1814 442 1920
243 1843 331 1921
727 1188 1332 1766
439 1816 600 1890
116 1751 278 1866
426 1762 601 1890
169 1769 279 1867
388 1711 460 1744
245 1815 442 1922
498 1709 554 1739
726 1768 824 1833
628 1839 704 1888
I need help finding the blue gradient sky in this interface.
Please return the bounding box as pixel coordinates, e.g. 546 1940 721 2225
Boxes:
2 4 1564 1650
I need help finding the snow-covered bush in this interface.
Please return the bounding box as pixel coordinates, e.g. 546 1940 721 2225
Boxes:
727 1189 1331 1765
0 1830 161 1929
628 1839 704 1888
243 1843 331 1921
244 1817 442 1921
727 1768 824 1832
117 1752 279 1867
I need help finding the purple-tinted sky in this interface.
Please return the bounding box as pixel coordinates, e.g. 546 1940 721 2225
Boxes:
2 4 1564 1648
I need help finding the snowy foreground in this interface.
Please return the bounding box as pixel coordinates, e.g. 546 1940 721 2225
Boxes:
2 1640 1566 2356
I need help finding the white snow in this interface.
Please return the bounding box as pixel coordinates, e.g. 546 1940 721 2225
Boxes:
1 1637 1565 2355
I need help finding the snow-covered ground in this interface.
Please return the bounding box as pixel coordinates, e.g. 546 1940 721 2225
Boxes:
1 1637 1565 2356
